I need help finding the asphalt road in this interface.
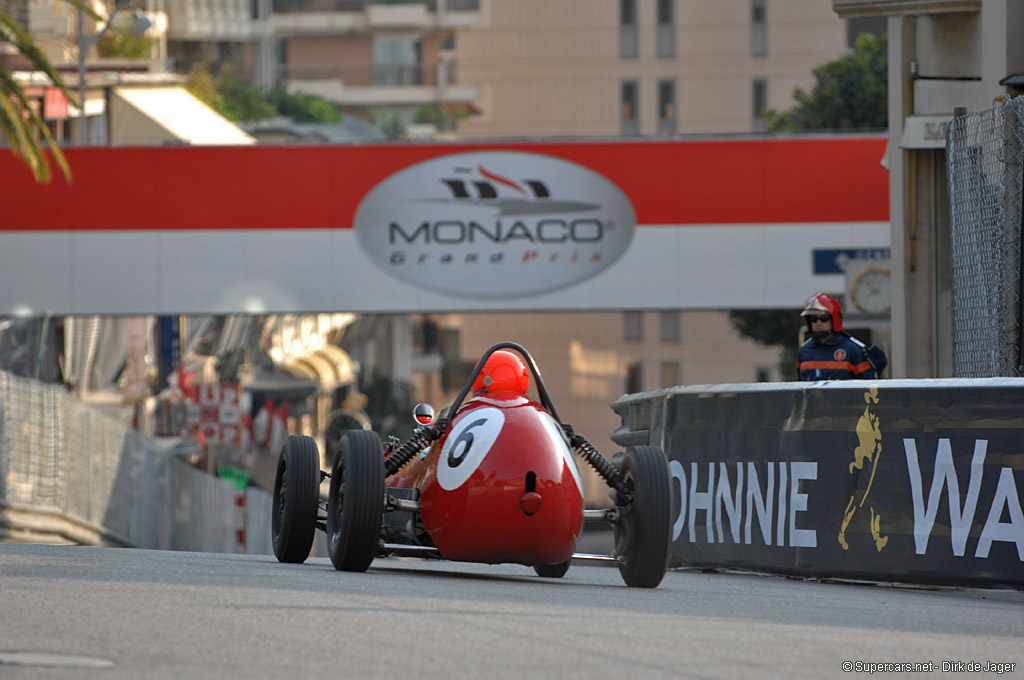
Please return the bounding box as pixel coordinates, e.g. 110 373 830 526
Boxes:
1 543 1021 680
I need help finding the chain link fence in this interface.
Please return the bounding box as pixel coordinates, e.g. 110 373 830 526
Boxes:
947 96 1024 377
0 370 275 553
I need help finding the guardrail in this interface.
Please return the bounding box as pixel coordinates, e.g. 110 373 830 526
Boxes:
611 379 1024 588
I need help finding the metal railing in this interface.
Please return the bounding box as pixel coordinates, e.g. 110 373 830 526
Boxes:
278 60 453 88
0 370 275 553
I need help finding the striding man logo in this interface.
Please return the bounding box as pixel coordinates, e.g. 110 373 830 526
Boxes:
839 385 889 552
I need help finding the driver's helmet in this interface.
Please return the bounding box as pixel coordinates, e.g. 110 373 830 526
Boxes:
800 292 844 332
472 350 529 395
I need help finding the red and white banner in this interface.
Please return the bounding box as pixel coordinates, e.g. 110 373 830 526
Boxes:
0 136 889 315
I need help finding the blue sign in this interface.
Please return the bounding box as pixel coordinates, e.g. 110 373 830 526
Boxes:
158 316 180 391
813 248 890 275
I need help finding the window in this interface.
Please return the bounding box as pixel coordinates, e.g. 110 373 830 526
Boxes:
657 0 673 23
275 38 288 69
751 0 766 57
623 311 643 341
659 310 680 341
620 0 637 58
626 361 644 394
660 361 680 388
752 78 767 132
373 35 422 85
656 0 675 58
621 80 639 136
657 80 676 136
620 0 635 24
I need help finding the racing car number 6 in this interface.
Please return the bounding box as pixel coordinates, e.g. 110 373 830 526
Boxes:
448 418 486 467
437 408 505 490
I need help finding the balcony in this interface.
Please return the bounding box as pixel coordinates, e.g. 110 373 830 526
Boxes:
272 0 479 35
279 59 477 107
166 0 266 40
832 0 978 17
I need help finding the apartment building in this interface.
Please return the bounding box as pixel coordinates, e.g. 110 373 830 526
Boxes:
12 0 263 144
270 0 481 128
454 0 884 138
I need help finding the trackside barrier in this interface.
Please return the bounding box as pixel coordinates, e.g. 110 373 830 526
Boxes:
610 379 1024 588
0 371 275 553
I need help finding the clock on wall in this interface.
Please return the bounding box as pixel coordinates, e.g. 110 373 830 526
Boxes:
849 265 891 314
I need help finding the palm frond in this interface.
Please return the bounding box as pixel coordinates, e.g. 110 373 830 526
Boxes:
0 9 80 107
0 6 80 183
0 85 48 181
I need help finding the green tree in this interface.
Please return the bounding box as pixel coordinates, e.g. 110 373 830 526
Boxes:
0 2 97 182
183 64 218 108
413 102 469 132
269 87 340 123
766 33 887 132
368 107 406 139
185 67 343 124
96 22 154 59
732 32 887 377
215 73 277 122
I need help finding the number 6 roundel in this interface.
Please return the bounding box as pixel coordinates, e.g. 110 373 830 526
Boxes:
436 407 505 490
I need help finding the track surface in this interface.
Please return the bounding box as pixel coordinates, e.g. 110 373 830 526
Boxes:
1 543 1021 679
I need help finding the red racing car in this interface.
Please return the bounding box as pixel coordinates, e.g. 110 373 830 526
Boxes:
271 341 672 587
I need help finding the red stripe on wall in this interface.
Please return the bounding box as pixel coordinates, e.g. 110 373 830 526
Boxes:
0 136 888 231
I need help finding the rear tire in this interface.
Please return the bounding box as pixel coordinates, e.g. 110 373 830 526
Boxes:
272 435 321 564
533 560 571 578
328 430 385 572
613 446 671 588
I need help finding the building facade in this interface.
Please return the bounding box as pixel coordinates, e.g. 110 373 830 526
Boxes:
269 0 481 130
454 0 881 138
833 0 1024 377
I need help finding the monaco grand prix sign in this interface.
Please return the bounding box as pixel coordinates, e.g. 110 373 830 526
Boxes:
353 151 636 298
0 137 889 315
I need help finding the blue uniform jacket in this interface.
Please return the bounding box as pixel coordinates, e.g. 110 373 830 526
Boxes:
798 332 877 380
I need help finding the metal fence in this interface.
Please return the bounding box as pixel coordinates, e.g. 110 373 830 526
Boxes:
947 96 1024 376
0 370 275 554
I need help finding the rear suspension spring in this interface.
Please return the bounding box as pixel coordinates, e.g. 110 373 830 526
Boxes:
571 433 630 498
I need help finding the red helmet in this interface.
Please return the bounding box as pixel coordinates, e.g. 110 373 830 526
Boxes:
801 292 844 332
472 350 529 395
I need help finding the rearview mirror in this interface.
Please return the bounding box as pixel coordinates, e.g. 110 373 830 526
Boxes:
413 403 435 426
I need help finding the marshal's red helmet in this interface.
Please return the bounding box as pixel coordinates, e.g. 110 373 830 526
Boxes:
801 292 844 332
472 350 529 396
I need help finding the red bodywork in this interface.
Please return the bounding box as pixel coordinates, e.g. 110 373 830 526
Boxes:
387 393 584 566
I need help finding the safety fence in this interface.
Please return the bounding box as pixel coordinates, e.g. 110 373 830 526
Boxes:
0 370 275 554
612 379 1024 588
947 96 1024 377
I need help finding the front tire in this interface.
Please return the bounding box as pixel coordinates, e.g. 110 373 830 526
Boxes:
328 430 385 572
272 435 321 563
613 446 671 588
